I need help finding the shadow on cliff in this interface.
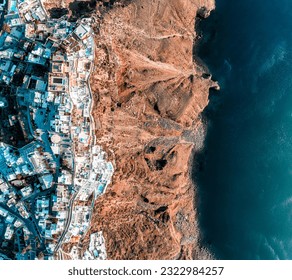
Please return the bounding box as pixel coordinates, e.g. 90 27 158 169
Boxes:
192 7 222 179
191 8 223 256
66 0 133 21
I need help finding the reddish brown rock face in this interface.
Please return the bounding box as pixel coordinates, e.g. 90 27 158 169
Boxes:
44 0 217 259
87 0 217 260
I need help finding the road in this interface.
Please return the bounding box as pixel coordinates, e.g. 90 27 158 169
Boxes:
54 192 77 252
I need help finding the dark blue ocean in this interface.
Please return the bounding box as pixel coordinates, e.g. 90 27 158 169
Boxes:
195 0 292 259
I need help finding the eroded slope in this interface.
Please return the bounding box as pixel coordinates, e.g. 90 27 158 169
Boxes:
84 0 217 259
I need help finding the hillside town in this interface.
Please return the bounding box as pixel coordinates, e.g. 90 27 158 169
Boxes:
0 0 113 260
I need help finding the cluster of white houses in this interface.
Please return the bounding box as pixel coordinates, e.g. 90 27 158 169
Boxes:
0 0 113 260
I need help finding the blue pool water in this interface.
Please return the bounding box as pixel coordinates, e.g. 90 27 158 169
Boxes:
195 0 292 259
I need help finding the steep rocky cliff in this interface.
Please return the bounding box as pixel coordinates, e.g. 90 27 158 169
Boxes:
86 0 218 259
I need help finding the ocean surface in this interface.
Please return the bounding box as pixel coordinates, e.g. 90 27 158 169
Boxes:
195 0 292 259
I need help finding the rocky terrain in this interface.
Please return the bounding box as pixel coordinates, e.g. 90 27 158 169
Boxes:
43 0 218 259
87 0 218 260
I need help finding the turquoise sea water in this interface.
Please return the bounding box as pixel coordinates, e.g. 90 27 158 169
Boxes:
195 0 292 259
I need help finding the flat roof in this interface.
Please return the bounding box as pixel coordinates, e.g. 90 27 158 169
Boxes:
53 78 63 84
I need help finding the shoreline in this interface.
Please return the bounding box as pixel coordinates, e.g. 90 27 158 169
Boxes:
193 22 213 76
188 127 215 259
187 2 218 259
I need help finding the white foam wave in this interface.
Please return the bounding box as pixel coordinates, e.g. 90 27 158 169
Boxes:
259 41 287 75
263 237 280 260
